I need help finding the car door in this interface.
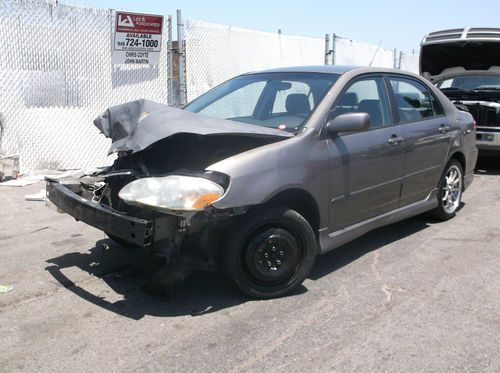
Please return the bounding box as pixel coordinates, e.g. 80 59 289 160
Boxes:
327 75 405 231
386 75 452 207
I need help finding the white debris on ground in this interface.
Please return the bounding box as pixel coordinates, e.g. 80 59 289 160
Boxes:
0 285 13 294
24 189 47 202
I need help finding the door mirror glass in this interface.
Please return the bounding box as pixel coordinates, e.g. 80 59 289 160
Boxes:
326 112 371 138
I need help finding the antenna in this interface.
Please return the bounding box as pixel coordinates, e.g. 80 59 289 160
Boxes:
369 40 382 67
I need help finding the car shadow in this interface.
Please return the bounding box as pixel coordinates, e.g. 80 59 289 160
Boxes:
475 156 500 175
45 214 434 320
45 239 254 320
310 214 431 280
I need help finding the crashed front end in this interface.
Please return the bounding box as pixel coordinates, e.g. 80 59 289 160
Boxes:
46 100 291 275
46 162 232 274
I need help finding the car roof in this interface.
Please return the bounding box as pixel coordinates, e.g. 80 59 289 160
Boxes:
242 65 410 76
247 65 358 75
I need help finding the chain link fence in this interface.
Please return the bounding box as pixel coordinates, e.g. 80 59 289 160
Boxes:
333 36 396 68
0 1 420 173
399 51 420 73
184 19 325 101
0 0 170 173
184 21 418 101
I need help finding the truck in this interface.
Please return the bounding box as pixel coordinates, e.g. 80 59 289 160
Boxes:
421 27 500 155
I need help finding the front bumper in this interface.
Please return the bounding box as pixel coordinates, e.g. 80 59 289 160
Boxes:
46 180 153 247
476 128 500 152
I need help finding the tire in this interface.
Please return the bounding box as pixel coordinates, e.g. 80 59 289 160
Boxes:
224 206 317 299
428 159 463 221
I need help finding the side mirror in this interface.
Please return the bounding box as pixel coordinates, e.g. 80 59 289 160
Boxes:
326 112 371 138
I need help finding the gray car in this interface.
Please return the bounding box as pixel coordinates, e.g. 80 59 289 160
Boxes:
46 66 478 299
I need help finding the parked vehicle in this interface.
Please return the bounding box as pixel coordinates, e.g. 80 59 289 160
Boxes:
421 27 500 155
46 66 477 298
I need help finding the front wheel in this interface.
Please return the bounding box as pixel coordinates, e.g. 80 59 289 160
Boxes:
428 159 463 221
224 206 317 299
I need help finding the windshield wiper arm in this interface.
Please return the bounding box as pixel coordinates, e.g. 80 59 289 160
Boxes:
440 87 473 92
474 87 500 91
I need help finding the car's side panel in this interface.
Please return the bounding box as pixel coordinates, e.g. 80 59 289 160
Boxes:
398 116 452 207
318 188 438 254
207 129 332 229
208 68 476 256
327 126 405 230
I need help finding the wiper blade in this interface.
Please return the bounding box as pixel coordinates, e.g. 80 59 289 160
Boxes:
474 87 500 91
440 87 473 92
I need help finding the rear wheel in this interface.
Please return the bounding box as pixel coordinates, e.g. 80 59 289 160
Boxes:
224 206 317 299
428 159 463 221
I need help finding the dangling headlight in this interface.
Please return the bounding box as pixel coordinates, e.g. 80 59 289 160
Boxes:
118 175 225 212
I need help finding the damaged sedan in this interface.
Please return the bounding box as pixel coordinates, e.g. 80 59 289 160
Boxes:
47 66 477 298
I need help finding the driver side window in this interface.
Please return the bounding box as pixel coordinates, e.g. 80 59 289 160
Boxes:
330 77 392 129
272 81 313 116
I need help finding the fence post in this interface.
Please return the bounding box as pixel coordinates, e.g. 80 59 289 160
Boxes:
167 15 174 106
331 33 336 65
278 29 283 65
324 34 330 65
176 9 186 105
399 50 403 69
393 48 397 68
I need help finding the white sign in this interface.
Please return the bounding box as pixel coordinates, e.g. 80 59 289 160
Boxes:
112 11 164 65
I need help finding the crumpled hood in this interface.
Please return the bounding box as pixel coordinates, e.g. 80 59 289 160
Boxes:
94 99 292 154
420 41 500 83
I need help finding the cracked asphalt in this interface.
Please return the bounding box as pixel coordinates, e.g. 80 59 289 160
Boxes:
1 158 499 372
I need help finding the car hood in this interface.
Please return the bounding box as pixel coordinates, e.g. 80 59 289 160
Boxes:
94 99 292 154
420 41 500 83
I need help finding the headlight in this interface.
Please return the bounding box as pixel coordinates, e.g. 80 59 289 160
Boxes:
118 175 225 212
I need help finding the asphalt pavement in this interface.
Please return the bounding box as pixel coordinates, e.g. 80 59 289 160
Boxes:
0 157 499 372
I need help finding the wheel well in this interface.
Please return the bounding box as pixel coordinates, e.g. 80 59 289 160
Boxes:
265 189 320 238
450 151 466 172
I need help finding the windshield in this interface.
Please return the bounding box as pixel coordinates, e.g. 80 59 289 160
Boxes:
437 75 500 90
184 72 339 133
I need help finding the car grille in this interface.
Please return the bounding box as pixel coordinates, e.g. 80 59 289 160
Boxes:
98 173 145 216
466 104 499 127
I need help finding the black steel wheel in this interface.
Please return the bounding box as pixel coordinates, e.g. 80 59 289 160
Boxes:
224 206 317 299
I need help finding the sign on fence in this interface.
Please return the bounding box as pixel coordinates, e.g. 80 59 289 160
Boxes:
112 11 164 65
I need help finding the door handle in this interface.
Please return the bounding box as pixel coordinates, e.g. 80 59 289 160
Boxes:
388 135 405 145
439 124 451 133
